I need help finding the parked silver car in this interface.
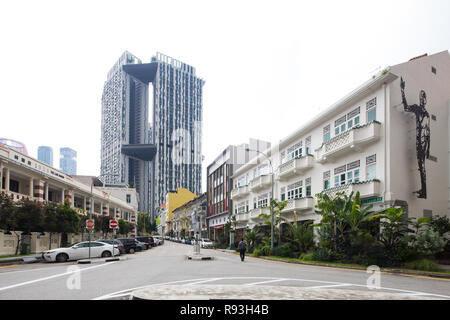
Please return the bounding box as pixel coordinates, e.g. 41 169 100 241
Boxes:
42 241 119 262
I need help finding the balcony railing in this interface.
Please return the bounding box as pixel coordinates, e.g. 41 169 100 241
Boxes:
315 121 381 164
278 155 314 181
249 175 271 192
281 197 315 213
249 207 270 221
235 212 249 223
230 185 250 200
321 179 381 199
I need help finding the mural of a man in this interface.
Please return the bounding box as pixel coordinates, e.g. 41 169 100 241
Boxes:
400 77 431 199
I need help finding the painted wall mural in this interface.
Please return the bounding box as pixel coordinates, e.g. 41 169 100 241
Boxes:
400 77 431 199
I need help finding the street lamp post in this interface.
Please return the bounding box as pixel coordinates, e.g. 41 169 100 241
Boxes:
246 148 274 249
101 173 121 257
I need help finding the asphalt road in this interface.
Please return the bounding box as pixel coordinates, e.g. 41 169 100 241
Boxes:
0 241 449 300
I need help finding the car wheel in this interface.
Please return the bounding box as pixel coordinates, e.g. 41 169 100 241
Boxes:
56 253 69 263
101 251 112 258
129 248 135 254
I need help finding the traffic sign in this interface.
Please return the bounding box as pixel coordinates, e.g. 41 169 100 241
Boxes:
86 219 95 229
109 220 119 229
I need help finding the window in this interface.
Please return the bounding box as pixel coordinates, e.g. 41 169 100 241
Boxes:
126 194 131 203
257 194 269 208
334 115 347 135
286 142 302 162
323 125 331 143
281 187 286 201
305 177 311 197
334 165 346 187
347 107 360 129
366 97 377 123
366 154 376 180
287 181 302 200
346 160 360 183
305 136 312 155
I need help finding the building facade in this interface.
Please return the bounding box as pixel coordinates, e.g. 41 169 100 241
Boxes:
172 192 207 239
0 138 28 155
59 147 77 175
38 146 53 166
101 51 203 220
0 144 136 229
206 139 271 241
231 51 450 234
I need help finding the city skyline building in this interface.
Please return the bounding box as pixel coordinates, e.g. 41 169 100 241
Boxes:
38 146 53 166
59 147 77 175
101 51 204 221
206 139 271 242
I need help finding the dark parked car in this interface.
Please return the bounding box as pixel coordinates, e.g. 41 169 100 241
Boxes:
135 239 148 251
98 239 125 254
185 237 195 245
117 238 138 254
136 236 156 247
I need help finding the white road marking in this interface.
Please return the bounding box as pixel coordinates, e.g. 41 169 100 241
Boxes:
0 262 116 292
93 276 450 300
245 279 288 286
304 283 353 289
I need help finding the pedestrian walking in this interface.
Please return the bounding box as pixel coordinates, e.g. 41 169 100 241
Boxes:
238 238 247 262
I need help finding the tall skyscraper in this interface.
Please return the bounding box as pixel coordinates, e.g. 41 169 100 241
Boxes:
101 51 204 220
37 146 53 166
60 147 77 175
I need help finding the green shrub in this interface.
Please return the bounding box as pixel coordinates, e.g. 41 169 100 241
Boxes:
253 248 262 257
272 243 296 258
300 252 314 261
313 247 340 262
414 229 447 257
405 258 443 272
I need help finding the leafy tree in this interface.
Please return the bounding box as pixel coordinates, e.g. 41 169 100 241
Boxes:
414 229 447 257
378 207 415 253
118 218 132 235
244 229 257 253
286 221 315 253
258 199 288 246
0 192 17 232
429 216 450 237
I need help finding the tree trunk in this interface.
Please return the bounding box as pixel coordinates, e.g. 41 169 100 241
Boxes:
14 231 21 255
49 232 53 250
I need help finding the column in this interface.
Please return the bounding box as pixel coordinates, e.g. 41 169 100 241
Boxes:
4 168 9 192
33 180 44 202
0 163 3 190
44 183 49 201
102 202 108 216
29 177 34 198
131 212 136 237
61 189 65 204
83 197 87 211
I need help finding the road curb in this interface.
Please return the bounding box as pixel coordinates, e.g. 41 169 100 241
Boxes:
77 256 127 264
217 249 450 280
0 255 43 266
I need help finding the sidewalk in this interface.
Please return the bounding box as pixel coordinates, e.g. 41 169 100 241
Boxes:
0 254 43 266
217 249 450 280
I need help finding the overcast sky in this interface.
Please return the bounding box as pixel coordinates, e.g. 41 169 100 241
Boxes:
1 0 449 192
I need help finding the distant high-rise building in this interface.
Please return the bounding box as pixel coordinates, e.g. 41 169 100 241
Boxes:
101 51 204 220
38 146 53 166
60 147 77 175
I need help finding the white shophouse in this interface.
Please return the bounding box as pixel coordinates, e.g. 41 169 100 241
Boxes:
0 145 137 230
231 51 450 231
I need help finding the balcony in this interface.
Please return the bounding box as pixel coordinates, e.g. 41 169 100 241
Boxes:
278 155 314 181
321 179 381 199
230 185 250 200
315 121 381 164
249 207 270 221
249 175 272 192
282 197 315 213
235 212 249 223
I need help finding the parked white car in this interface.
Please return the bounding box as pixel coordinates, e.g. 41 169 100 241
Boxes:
200 238 214 249
153 236 163 245
42 241 120 262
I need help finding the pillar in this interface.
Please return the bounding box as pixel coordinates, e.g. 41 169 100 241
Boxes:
0 163 3 190
4 167 9 192
61 189 65 204
44 183 49 201
102 203 108 216
29 177 34 198
33 180 44 202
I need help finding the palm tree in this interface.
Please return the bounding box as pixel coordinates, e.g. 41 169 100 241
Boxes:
287 221 314 253
257 199 288 246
